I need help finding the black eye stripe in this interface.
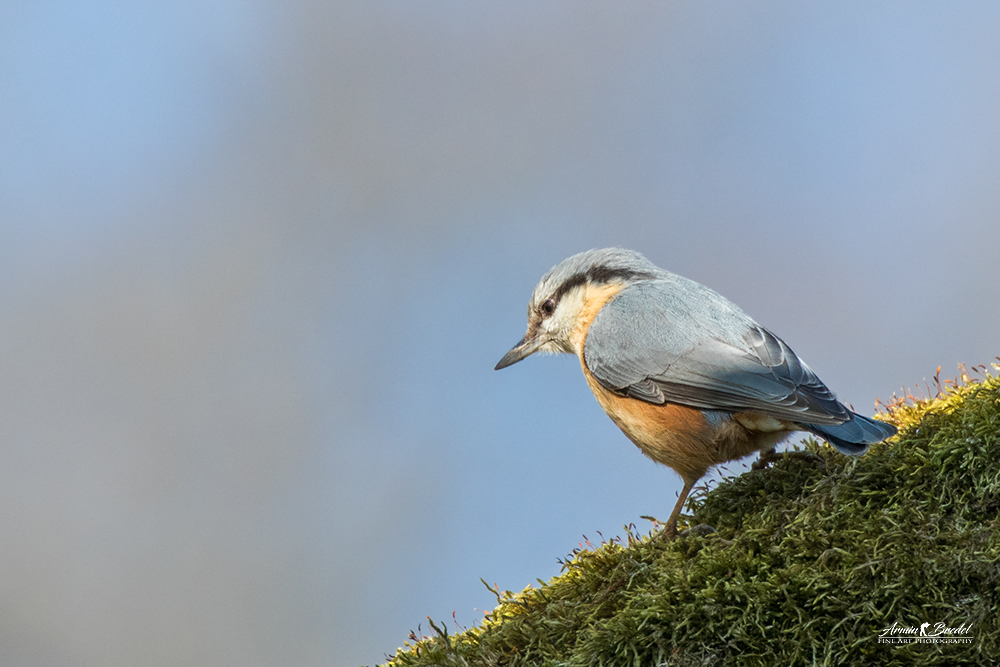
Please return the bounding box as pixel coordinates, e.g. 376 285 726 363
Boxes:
549 267 656 305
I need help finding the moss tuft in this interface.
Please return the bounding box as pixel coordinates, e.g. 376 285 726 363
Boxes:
382 364 1000 666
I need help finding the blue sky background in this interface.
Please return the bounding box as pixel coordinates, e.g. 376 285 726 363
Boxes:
2 2 999 665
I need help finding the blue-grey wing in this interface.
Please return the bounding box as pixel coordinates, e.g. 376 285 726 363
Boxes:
583 279 850 426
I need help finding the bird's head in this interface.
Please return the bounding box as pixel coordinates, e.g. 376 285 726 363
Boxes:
495 248 662 370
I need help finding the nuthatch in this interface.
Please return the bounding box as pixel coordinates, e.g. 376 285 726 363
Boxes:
495 248 896 539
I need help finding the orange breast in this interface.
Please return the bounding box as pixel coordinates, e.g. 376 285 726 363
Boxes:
580 365 718 483
572 282 794 483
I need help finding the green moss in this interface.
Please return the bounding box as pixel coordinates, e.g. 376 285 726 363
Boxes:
382 366 1000 666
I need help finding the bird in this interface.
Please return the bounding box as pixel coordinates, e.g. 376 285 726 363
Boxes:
494 248 897 539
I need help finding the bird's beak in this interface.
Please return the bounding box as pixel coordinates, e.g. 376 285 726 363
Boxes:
494 334 544 370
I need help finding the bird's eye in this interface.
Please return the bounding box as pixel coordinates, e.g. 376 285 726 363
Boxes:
540 299 556 317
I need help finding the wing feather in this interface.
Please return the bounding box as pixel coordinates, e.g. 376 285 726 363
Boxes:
583 279 849 426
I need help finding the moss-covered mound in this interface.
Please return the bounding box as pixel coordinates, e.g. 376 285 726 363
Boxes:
383 367 1000 666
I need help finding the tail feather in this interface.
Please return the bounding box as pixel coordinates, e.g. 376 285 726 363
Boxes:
803 413 897 456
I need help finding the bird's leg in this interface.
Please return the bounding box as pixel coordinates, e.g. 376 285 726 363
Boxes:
657 479 696 540
752 447 825 471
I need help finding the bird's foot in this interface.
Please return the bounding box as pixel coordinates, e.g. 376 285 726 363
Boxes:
651 522 716 541
665 523 733 547
752 449 825 471
676 523 716 538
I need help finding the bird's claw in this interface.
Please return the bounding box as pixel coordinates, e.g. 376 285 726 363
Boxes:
676 523 716 538
753 449 825 471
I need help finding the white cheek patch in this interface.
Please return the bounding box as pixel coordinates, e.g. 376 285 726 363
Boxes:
536 288 588 355
551 290 586 329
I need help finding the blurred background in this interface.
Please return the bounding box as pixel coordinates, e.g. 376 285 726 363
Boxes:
2 2 998 665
